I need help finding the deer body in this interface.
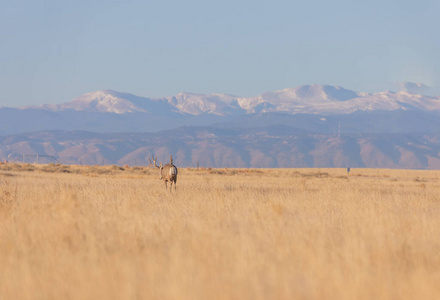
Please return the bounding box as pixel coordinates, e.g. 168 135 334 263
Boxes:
149 155 178 191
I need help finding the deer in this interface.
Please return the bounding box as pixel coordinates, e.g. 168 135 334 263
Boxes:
148 155 178 192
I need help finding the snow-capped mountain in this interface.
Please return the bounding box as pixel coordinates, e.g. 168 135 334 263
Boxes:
1 84 438 136
21 84 440 116
2 84 440 168
167 92 245 116
26 90 176 114
235 85 440 114
56 90 148 113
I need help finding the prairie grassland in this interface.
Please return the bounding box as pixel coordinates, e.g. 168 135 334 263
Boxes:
1 164 440 300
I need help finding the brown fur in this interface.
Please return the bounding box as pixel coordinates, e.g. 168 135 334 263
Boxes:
149 155 178 191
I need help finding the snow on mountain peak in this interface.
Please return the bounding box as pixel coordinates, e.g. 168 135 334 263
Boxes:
167 92 243 116
397 82 431 95
18 84 440 116
251 85 361 106
63 90 147 114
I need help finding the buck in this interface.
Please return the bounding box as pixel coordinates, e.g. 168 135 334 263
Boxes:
148 155 178 191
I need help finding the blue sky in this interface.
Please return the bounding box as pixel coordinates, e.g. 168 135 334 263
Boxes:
1 0 439 106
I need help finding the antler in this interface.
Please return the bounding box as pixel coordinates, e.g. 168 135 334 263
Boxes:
170 155 173 165
148 155 159 168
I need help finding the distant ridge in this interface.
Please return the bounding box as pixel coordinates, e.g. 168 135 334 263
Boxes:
0 84 437 136
2 84 440 168
19 84 440 116
2 128 440 169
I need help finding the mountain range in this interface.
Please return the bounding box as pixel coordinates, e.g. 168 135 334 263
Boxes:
1 84 440 168
19 84 440 116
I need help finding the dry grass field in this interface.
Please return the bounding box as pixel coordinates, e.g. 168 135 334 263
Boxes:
1 163 440 300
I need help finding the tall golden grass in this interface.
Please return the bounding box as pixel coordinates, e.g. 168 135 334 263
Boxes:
1 164 440 299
